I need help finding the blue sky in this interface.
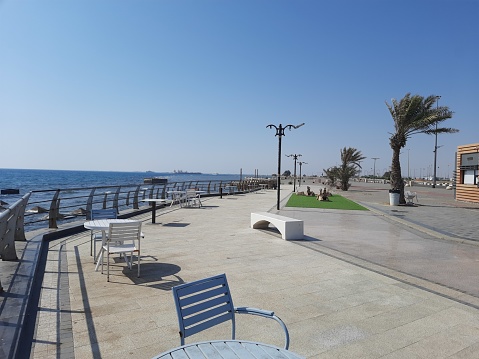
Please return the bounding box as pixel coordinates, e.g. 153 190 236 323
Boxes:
1 0 478 178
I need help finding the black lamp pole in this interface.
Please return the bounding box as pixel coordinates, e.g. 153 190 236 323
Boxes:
298 161 307 187
432 96 441 188
286 154 302 192
267 123 305 210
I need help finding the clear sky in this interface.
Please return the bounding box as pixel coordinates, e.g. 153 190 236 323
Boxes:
1 0 478 178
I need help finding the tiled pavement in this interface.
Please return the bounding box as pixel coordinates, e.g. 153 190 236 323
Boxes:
3 182 479 358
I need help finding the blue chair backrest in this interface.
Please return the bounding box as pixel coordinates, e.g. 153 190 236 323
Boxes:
91 208 117 220
172 273 235 345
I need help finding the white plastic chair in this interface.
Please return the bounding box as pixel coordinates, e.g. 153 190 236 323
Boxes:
100 221 142 282
90 208 117 261
185 189 201 207
405 191 418 204
172 273 290 349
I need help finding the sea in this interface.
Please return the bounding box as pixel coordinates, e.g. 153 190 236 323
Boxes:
0 168 242 196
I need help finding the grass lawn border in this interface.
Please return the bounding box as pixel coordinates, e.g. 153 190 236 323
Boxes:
285 193 368 210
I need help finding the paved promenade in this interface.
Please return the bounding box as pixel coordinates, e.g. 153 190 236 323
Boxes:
3 182 479 358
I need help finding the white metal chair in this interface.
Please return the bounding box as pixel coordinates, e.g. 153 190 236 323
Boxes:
405 191 418 205
172 273 290 349
90 208 117 261
185 189 201 207
100 221 142 282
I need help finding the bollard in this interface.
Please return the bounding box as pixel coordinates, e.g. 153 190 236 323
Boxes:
219 187 223 199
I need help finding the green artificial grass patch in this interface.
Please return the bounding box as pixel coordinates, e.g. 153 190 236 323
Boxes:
285 193 368 210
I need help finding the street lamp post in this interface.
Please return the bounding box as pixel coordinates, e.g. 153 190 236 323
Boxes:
372 157 379 180
432 96 441 188
286 154 302 192
407 149 410 179
267 123 305 210
298 161 307 187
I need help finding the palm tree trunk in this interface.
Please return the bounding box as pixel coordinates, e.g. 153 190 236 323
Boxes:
390 146 406 204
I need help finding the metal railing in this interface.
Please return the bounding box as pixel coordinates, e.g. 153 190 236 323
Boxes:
19 179 273 231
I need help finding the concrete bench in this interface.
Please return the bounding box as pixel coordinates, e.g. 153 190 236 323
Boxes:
251 212 304 240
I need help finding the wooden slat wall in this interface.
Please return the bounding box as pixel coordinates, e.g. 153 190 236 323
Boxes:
456 143 479 203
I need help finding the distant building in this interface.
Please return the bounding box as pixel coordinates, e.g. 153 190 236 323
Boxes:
456 143 479 203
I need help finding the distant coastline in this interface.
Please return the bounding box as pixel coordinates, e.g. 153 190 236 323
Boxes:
173 170 202 175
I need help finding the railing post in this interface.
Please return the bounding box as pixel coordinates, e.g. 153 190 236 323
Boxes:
103 191 111 209
0 194 29 259
86 188 96 219
113 187 121 214
14 192 31 241
0 209 15 260
126 191 131 206
48 190 60 229
133 185 141 209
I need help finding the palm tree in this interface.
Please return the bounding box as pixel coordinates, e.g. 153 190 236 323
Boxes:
339 147 365 190
324 147 365 190
386 93 457 203
323 166 340 187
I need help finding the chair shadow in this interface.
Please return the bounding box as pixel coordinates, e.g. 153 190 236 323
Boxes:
122 262 184 290
162 222 190 227
181 205 218 210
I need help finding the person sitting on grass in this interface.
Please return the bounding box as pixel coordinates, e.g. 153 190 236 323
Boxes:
317 188 331 201
306 186 315 197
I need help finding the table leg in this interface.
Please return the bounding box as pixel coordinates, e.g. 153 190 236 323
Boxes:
152 201 156 223
94 229 107 272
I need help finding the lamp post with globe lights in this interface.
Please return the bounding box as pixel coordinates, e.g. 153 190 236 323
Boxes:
286 154 302 192
267 123 305 210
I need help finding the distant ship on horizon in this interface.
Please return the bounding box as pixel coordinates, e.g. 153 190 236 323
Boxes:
173 170 202 175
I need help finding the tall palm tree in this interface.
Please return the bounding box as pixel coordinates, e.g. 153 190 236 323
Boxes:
386 93 457 203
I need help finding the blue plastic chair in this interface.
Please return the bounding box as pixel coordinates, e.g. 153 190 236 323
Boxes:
172 273 290 349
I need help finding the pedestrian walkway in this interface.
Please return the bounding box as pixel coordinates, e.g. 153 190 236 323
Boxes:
338 181 479 243
292 180 479 299
25 185 479 359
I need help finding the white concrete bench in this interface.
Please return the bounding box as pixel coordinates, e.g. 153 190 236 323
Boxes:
251 212 304 240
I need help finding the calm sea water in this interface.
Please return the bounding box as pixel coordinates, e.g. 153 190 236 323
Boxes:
0 168 241 194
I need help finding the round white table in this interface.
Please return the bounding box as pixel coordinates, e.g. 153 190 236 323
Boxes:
152 340 303 359
84 219 139 271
